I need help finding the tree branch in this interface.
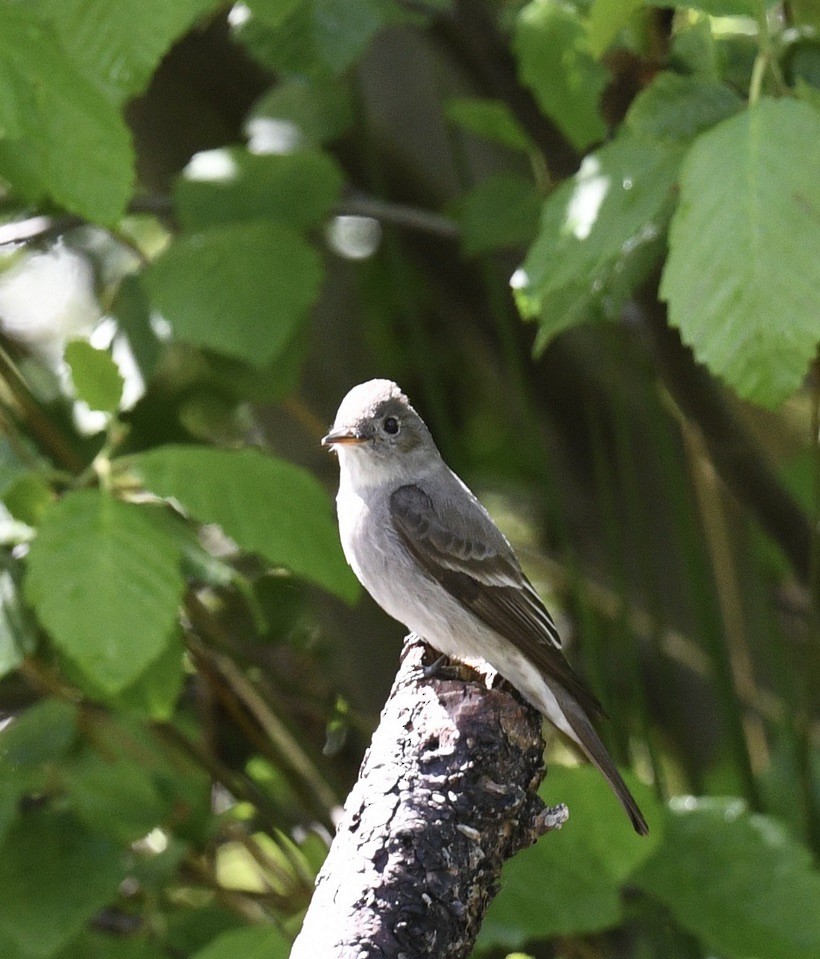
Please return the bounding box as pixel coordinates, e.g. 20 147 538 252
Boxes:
290 634 567 959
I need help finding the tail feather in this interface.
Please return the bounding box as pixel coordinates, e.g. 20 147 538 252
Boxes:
559 692 649 836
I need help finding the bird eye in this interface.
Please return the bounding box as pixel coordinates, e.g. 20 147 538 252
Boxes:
383 416 400 435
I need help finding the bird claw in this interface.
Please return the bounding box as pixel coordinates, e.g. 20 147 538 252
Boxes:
421 653 450 679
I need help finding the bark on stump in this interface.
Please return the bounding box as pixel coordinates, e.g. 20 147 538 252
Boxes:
290 634 567 958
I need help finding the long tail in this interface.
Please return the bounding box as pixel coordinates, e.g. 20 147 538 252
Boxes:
558 691 649 836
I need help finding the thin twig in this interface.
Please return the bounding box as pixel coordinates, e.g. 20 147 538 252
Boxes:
337 193 460 240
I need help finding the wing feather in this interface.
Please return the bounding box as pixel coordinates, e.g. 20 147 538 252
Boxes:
390 483 604 718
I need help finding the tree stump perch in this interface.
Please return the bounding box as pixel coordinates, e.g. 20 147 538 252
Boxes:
290 634 568 958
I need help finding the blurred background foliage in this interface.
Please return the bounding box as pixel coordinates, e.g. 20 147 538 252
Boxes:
0 0 818 957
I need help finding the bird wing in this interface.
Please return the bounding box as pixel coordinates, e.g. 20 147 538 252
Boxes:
389 483 604 718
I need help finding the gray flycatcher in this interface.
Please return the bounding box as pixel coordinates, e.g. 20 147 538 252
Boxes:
323 379 648 835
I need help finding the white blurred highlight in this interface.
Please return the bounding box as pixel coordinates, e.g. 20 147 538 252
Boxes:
326 216 382 260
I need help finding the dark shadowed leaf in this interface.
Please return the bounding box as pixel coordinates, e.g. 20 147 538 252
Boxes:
634 798 820 959
446 98 532 152
0 810 126 957
238 0 384 74
189 926 290 959
65 751 173 844
457 174 541 256
477 766 661 951
247 74 354 147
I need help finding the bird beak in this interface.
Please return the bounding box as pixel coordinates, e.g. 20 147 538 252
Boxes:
321 428 368 447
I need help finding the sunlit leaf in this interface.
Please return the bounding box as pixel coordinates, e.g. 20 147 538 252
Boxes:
586 0 642 59
130 445 359 602
25 491 184 693
661 98 820 407
516 135 681 345
65 340 124 413
626 72 743 143
142 221 322 367
1 472 54 527
28 0 220 104
515 0 607 150
647 0 757 14
0 5 133 222
175 147 344 231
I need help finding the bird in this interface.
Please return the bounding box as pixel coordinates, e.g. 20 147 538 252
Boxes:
322 379 648 835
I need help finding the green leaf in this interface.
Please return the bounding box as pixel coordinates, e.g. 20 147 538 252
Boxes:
626 72 743 143
0 570 30 679
244 0 304 30
647 0 757 14
516 135 681 345
456 175 541 256
790 0 820 29
25 491 184 693
165 906 245 956
142 221 323 367
190 926 290 959
28 0 220 104
661 98 820 407
446 98 532 152
515 0 608 151
238 0 384 74
65 340 124 413
670 16 722 79
313 0 385 72
586 0 643 59
110 275 163 382
175 147 344 232
73 627 186 720
634 798 820 959
129 445 359 602
478 766 661 950
0 809 126 957
113 630 186 720
248 74 354 147
65 751 173 844
51 930 165 959
235 0 315 74
1 472 54 526
0 5 133 223
0 699 78 772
